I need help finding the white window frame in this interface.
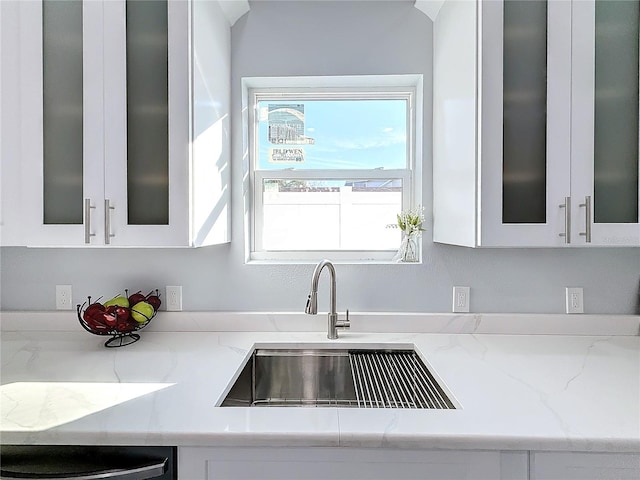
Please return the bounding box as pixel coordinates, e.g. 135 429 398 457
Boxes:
245 75 422 263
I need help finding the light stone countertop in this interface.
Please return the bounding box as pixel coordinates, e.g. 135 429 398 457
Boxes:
0 312 639 453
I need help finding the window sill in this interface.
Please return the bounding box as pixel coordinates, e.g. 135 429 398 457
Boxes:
246 257 423 266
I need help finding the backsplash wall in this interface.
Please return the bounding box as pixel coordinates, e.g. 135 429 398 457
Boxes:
1 1 639 314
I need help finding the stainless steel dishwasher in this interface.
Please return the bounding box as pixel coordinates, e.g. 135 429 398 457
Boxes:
0 445 176 480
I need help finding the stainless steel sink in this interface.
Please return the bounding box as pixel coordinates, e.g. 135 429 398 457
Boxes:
220 348 455 409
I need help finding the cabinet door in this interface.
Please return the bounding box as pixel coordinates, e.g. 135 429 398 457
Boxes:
1 1 24 245
21 0 105 246
479 0 573 247
571 0 640 246
102 0 189 247
531 451 640 480
179 447 503 480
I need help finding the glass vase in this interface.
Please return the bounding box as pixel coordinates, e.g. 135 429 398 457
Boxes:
394 231 420 262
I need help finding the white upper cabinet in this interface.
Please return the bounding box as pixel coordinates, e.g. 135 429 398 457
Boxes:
571 0 640 246
1 0 230 247
14 0 102 247
433 0 640 247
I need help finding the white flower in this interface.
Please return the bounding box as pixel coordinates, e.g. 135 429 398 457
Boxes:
396 205 425 236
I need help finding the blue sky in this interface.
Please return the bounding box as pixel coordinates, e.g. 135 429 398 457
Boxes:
258 99 407 170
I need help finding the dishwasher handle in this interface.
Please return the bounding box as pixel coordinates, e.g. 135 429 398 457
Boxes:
0 446 170 480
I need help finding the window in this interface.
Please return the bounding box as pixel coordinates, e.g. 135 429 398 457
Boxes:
246 76 422 262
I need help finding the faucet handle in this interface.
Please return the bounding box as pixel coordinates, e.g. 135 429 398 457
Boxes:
337 309 351 330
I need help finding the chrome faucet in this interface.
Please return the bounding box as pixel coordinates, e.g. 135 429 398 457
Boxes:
305 259 350 339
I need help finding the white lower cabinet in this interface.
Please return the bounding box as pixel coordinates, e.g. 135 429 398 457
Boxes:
178 448 640 480
178 447 518 480
531 452 640 480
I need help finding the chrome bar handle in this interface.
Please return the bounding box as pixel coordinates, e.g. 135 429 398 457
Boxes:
84 198 96 244
559 196 571 244
105 199 115 244
0 457 168 479
579 195 592 243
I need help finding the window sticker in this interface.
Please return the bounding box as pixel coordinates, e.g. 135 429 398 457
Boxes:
268 147 305 164
268 104 315 142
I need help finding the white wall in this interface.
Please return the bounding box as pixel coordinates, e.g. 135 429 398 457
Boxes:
1 1 639 314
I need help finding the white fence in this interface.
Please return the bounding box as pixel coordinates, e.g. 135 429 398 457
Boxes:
262 187 402 250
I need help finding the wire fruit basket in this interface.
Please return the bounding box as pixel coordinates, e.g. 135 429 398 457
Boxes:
77 289 161 347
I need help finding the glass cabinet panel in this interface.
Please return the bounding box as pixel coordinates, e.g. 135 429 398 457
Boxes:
42 0 83 224
593 0 639 224
125 0 169 225
502 0 548 224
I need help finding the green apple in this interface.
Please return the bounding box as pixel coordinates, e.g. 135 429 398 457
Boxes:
131 301 154 323
104 295 129 309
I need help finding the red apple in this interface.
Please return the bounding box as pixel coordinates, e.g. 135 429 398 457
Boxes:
145 292 161 312
114 306 130 322
101 307 118 328
113 306 136 332
83 302 105 322
115 315 137 332
85 317 111 333
128 291 146 306
83 302 110 332
83 306 111 332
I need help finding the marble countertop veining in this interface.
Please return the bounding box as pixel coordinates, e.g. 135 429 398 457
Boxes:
1 320 639 452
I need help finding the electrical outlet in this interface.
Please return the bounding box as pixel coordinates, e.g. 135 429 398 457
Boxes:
452 286 470 313
166 286 182 311
56 285 73 310
566 287 584 314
